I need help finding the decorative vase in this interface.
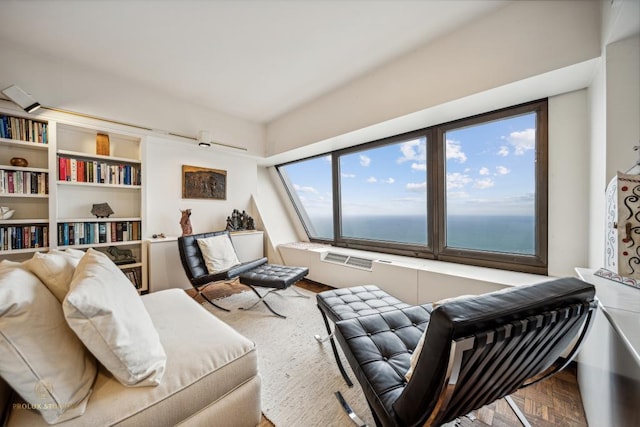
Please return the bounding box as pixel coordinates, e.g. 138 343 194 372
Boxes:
10 157 28 167
96 133 110 156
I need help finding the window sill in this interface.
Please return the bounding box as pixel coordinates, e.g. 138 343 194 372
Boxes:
280 242 551 304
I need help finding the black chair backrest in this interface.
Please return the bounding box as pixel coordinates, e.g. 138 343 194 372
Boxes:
177 230 231 285
394 277 596 427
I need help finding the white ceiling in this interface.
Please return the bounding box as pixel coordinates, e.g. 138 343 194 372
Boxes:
0 0 509 124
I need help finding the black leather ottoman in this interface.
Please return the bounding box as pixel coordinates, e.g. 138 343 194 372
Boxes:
315 285 411 386
238 263 309 318
239 263 309 290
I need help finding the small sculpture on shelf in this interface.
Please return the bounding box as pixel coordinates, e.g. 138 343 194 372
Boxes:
0 206 15 220
180 209 193 236
91 203 114 218
10 157 28 167
106 246 135 265
225 209 256 231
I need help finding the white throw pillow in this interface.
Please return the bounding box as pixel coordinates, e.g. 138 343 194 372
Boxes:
24 250 83 302
197 234 241 273
63 249 167 387
0 260 97 425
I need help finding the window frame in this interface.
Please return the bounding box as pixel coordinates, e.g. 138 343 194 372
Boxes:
276 99 548 274
434 100 548 274
330 129 436 258
276 154 335 242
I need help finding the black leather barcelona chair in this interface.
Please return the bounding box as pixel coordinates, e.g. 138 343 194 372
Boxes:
333 277 597 427
177 230 309 318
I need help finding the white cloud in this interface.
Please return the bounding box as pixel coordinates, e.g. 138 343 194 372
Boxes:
381 178 395 184
497 146 510 157
496 166 510 175
411 162 427 171
360 155 371 167
446 139 467 163
474 178 495 189
341 172 355 178
323 155 332 163
447 191 469 199
406 182 426 192
447 172 472 189
504 128 535 155
398 138 426 163
366 176 377 183
479 167 490 176
293 184 318 194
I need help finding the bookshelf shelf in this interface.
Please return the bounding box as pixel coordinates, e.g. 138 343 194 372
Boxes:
1 165 49 173
57 149 140 164
0 193 49 198
0 247 48 255
0 218 48 225
59 217 141 223
0 138 48 150
57 181 141 189
59 240 143 250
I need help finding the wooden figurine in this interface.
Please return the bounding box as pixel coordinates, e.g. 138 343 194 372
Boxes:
180 209 193 236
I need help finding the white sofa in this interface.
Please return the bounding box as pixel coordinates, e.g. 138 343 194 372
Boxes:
0 251 261 427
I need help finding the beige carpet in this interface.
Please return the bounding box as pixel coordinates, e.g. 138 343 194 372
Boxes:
202 286 376 427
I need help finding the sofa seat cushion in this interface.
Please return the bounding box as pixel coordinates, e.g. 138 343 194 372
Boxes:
5 289 259 426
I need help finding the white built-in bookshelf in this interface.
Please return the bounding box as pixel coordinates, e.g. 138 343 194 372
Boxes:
0 109 147 292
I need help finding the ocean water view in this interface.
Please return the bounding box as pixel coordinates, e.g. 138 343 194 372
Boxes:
309 215 535 255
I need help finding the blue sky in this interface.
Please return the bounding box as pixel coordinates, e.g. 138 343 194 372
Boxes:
283 112 536 218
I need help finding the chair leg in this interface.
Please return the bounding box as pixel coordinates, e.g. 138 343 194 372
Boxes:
288 285 310 298
505 395 532 427
240 285 287 318
197 288 230 312
316 306 353 387
335 391 368 427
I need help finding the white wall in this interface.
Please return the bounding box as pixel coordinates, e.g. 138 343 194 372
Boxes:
587 32 640 269
143 135 258 237
588 59 607 268
548 90 591 276
606 34 640 181
0 39 264 156
266 0 601 155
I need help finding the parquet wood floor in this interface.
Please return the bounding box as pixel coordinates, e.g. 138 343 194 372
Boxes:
190 279 588 426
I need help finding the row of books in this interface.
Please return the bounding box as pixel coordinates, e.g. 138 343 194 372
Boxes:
0 170 48 195
121 266 143 289
58 157 141 186
0 225 49 251
57 221 141 246
0 115 48 144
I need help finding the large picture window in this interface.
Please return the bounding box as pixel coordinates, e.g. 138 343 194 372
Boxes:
277 100 548 274
338 136 428 246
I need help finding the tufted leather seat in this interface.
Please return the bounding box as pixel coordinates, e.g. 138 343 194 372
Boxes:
336 304 431 423
317 285 411 322
315 285 411 386
239 263 309 290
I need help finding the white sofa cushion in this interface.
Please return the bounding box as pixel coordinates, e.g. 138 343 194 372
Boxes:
197 234 240 272
24 249 83 302
5 289 260 427
63 249 167 387
0 260 97 425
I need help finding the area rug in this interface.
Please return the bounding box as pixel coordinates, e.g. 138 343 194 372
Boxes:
203 286 375 427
